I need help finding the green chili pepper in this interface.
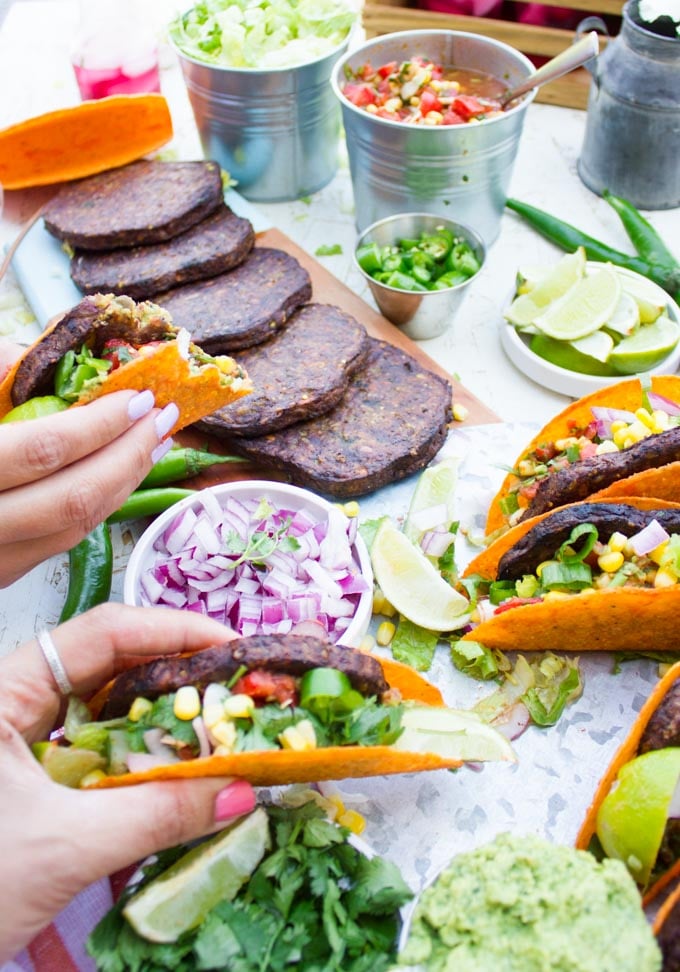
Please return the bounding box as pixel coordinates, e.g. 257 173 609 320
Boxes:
140 446 245 489
107 487 195 523
602 189 679 271
505 197 680 301
58 522 113 622
55 346 111 402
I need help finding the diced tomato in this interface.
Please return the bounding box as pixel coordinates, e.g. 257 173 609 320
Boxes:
452 95 486 119
442 110 465 125
518 481 540 501
494 596 543 615
101 339 138 370
583 420 599 441
534 442 558 462
419 89 442 115
579 442 598 459
343 83 377 108
377 60 398 78
377 78 392 98
232 670 299 707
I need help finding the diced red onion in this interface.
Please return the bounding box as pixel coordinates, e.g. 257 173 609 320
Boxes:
648 392 680 416
629 519 670 556
291 620 329 638
127 752 179 773
476 599 497 623
590 406 637 439
492 702 531 741
420 529 454 558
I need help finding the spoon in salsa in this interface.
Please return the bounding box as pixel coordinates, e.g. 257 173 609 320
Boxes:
499 31 600 108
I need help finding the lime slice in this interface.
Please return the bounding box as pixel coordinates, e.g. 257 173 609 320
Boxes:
529 333 618 377
124 808 270 943
596 748 680 886
1 395 69 423
370 519 470 631
570 330 615 362
403 457 459 543
604 292 640 337
534 268 622 341
609 315 680 375
622 275 666 324
504 248 586 328
393 704 515 763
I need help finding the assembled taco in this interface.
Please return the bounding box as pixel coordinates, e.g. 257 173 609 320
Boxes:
575 662 680 907
37 633 515 789
460 498 680 652
0 293 251 433
486 376 680 536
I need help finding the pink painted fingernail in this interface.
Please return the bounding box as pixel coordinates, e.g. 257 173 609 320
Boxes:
154 402 179 440
127 390 155 421
150 437 173 465
214 781 256 822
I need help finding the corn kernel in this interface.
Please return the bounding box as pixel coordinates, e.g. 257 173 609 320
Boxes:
453 403 469 422
608 532 627 553
174 685 201 721
128 697 153 722
650 540 670 565
376 621 396 646
595 440 619 456
610 420 627 434
279 719 317 752
372 591 386 614
80 770 107 788
654 568 677 588
598 550 624 573
359 634 376 652
517 459 536 477
469 609 480 624
365 103 378 114
384 97 402 113
627 421 650 442
212 744 235 757
202 702 225 729
338 809 367 835
343 500 360 518
635 407 655 429
554 436 578 452
543 591 572 602
652 409 671 432
222 694 255 719
211 720 237 750
613 426 631 448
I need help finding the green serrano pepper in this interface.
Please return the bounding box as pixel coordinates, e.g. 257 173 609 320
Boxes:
505 197 680 301
107 487 195 523
602 190 680 271
58 522 113 623
140 446 245 489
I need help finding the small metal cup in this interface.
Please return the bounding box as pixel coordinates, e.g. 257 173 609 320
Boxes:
355 213 485 341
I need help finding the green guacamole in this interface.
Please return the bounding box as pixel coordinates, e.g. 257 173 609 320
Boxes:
397 833 661 972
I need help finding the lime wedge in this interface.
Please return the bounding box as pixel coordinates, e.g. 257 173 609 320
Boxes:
570 330 615 362
534 268 622 341
124 808 270 943
403 457 459 543
504 248 586 328
370 519 470 631
622 275 666 324
529 333 618 377
393 704 515 763
1 396 69 423
604 292 640 337
596 748 680 886
609 315 680 375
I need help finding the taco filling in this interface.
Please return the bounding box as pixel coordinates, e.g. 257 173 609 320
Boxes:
501 396 680 525
37 634 514 788
466 503 680 622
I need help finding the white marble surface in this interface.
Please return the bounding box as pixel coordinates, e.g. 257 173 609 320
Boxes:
0 0 677 900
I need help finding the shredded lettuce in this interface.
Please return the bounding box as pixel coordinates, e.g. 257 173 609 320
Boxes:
473 652 582 728
449 639 505 681
169 0 358 69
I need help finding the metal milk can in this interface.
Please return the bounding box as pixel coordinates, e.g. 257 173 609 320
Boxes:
577 1 680 210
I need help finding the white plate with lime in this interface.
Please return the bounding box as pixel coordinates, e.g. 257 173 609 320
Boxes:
500 249 680 398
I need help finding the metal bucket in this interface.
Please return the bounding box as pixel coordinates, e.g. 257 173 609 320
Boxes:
174 36 350 202
331 30 536 245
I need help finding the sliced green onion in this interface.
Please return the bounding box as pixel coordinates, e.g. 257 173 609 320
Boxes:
557 523 598 564
540 561 593 591
299 667 357 715
489 580 516 605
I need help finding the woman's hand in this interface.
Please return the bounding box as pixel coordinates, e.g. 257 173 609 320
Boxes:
0 386 178 586
0 604 254 963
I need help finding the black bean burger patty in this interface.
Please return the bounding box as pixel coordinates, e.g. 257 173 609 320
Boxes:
99 634 389 719
497 503 680 580
639 681 680 755
154 247 313 353
220 338 453 498
43 160 224 251
521 426 680 520
10 293 173 406
69 205 255 300
195 304 370 438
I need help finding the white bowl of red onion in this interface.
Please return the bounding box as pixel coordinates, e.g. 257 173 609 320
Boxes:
123 480 374 648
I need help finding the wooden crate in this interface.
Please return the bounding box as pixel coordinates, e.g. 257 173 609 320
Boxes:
362 0 619 109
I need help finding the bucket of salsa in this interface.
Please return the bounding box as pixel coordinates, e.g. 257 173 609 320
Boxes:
331 29 536 244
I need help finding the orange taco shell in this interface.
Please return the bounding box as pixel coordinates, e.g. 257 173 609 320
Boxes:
486 375 680 536
0 294 252 433
461 497 680 653
87 653 480 789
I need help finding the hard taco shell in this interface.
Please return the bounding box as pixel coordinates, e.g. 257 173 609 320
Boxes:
486 376 680 535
